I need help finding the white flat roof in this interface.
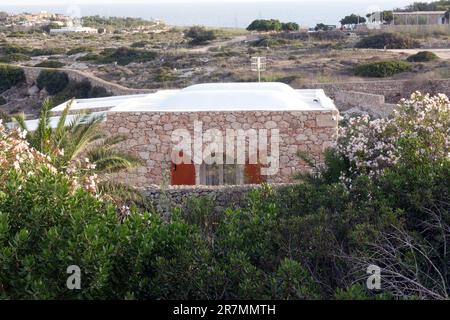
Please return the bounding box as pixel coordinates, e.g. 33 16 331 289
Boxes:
50 83 337 115
111 83 337 112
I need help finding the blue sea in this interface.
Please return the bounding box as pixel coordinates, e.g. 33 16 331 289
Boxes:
1 1 415 28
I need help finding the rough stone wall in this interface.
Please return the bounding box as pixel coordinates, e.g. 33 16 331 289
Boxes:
304 79 450 104
21 66 154 96
103 110 339 187
144 184 293 216
333 90 395 118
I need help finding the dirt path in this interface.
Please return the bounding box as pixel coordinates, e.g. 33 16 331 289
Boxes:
384 48 450 60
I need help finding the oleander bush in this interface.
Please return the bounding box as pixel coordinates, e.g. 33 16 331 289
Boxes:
354 60 412 77
406 51 439 62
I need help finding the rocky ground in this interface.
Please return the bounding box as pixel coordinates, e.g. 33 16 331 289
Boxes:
2 27 450 119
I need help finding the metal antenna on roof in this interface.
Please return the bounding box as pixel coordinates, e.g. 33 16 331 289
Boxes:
251 56 266 82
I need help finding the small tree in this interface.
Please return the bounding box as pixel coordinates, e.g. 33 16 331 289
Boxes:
314 23 331 31
185 26 216 45
340 14 366 26
281 22 299 32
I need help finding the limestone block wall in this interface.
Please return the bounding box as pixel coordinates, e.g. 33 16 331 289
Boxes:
103 110 339 187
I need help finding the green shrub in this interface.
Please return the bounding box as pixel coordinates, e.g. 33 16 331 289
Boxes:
67 47 94 56
34 60 65 68
52 79 111 105
0 95 6 105
0 53 31 63
97 47 157 66
247 19 282 32
185 26 216 45
0 64 26 93
0 43 31 55
130 41 149 48
155 67 174 83
36 70 69 95
30 48 66 56
354 60 412 77
406 51 439 62
355 32 420 49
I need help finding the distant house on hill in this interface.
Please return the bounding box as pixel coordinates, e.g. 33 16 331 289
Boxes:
392 11 449 25
50 26 98 34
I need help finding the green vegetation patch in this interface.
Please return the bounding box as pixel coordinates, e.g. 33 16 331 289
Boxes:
406 51 439 62
354 60 412 77
0 64 26 93
355 32 420 49
67 46 94 56
0 53 31 63
52 79 111 105
97 47 158 66
36 70 70 95
34 61 66 68
185 26 217 45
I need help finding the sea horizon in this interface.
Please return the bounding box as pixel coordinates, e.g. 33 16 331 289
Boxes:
1 0 416 28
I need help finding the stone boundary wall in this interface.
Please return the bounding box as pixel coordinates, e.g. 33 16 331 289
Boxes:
144 183 293 215
19 65 154 96
333 90 395 117
304 78 450 103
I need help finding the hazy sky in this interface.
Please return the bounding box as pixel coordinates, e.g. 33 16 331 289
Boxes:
2 0 422 5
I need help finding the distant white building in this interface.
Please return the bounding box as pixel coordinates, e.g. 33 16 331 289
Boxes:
50 26 98 34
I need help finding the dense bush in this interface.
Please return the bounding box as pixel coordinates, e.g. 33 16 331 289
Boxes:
406 51 439 62
354 60 412 77
247 19 283 32
52 79 111 105
34 60 66 68
355 32 420 49
30 48 66 56
67 47 94 56
97 47 157 66
251 37 286 47
0 64 26 93
131 41 150 48
0 53 31 63
0 96 6 106
36 70 69 95
185 26 216 45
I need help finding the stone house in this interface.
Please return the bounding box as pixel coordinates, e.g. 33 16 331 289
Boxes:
51 82 339 187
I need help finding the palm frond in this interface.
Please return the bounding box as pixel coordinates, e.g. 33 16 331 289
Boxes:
11 112 28 132
97 181 151 209
64 113 106 162
87 148 142 174
33 98 53 153
53 99 74 142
